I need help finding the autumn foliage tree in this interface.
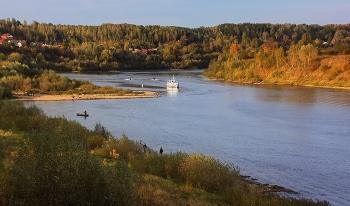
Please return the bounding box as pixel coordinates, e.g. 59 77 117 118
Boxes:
229 43 240 58
299 44 318 69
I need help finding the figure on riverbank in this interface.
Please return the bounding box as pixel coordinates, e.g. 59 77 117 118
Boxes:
143 144 148 153
159 147 163 154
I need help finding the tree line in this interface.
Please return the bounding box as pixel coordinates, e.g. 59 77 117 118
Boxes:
1 18 350 99
1 18 350 72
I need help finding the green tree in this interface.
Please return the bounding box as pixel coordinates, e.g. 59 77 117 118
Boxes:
35 52 46 62
298 33 313 46
100 49 113 62
7 52 24 63
299 44 318 69
287 44 301 68
331 30 349 45
273 47 286 69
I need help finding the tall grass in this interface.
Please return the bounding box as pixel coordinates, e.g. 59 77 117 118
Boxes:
0 101 137 205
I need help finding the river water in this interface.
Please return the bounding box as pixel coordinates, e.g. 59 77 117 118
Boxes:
25 70 350 205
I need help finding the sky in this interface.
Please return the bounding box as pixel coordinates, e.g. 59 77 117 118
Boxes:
1 0 349 28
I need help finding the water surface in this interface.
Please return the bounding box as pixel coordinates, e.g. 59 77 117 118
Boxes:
26 70 350 205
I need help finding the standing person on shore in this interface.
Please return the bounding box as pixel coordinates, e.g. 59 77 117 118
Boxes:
159 147 163 154
143 144 148 153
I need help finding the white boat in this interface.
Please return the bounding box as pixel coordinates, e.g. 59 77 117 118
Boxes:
166 75 179 88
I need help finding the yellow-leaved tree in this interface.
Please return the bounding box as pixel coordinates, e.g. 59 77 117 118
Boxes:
299 44 318 69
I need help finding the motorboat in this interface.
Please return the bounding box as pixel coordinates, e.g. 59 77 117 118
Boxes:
166 75 179 88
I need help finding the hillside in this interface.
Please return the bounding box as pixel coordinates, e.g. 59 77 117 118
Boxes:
203 42 350 88
1 19 350 72
1 19 350 100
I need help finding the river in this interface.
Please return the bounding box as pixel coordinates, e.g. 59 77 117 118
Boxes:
25 70 350 205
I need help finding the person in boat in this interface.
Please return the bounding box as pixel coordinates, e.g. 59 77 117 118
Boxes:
159 147 163 155
84 111 87 115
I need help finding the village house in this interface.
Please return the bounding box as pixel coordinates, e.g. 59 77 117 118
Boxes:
130 48 159 54
0 33 15 45
0 33 28 47
1 33 14 40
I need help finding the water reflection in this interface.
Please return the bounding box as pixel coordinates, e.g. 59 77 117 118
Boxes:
255 87 316 106
253 84 350 108
166 88 178 96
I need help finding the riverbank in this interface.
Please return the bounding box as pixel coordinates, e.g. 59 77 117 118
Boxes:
210 77 350 91
12 91 159 101
241 175 297 194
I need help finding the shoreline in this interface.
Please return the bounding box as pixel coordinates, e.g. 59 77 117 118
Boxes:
232 79 350 90
241 175 297 194
238 81 350 91
203 76 350 91
11 91 159 101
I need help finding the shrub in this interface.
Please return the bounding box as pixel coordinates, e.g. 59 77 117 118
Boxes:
93 122 111 139
86 135 105 150
179 154 240 193
132 151 167 177
94 135 144 161
1 121 138 205
5 127 105 205
102 161 137 205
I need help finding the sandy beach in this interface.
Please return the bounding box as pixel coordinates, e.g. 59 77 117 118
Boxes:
12 91 159 101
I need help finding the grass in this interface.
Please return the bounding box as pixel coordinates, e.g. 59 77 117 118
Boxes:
136 174 231 206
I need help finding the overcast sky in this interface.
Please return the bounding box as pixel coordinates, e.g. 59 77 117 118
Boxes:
1 0 349 27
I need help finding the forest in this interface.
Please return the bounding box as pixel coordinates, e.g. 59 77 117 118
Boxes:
1 18 350 99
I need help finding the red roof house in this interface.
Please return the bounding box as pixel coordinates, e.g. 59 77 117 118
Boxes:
1 33 14 40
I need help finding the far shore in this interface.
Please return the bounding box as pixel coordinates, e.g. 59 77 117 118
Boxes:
207 77 350 90
238 81 350 90
11 91 159 101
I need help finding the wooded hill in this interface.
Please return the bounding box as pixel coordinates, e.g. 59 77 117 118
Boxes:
203 38 350 87
1 18 350 71
1 18 350 98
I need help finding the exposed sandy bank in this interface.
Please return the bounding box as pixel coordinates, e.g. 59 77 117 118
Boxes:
12 91 159 101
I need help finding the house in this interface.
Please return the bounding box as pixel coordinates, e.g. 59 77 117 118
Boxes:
1 33 14 40
141 48 147 54
148 48 158 54
132 49 141 54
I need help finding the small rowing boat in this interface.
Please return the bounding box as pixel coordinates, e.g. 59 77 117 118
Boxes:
77 111 89 117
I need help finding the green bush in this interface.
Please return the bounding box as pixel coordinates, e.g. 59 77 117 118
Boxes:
86 135 105 150
102 161 137 205
0 106 138 205
4 127 106 205
132 151 167 177
94 135 144 161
